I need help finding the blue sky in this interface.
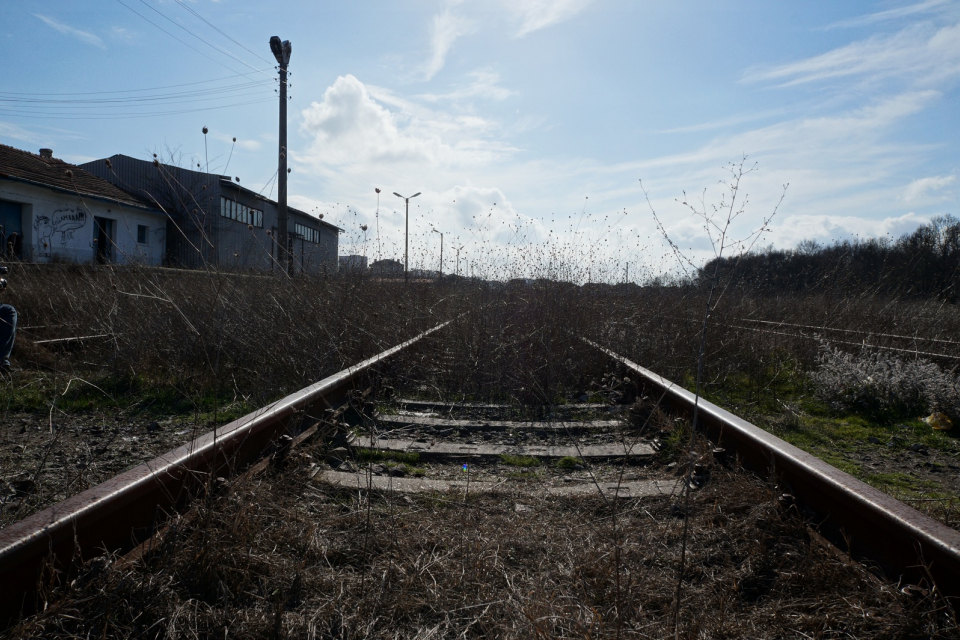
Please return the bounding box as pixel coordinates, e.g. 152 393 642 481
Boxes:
2 0 958 280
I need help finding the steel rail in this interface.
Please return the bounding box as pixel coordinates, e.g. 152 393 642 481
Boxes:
0 320 450 627
588 339 960 601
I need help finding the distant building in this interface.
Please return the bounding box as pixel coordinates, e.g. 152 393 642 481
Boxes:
409 268 439 280
80 154 341 274
370 258 403 276
0 144 165 265
338 254 368 272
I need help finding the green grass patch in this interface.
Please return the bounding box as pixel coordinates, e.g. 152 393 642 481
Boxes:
500 454 541 467
355 449 421 465
385 462 426 477
865 472 939 493
0 372 260 422
555 456 582 470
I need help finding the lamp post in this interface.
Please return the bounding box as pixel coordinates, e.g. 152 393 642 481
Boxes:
393 191 420 281
431 228 443 280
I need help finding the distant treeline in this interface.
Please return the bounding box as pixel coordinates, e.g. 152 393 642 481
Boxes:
702 215 960 301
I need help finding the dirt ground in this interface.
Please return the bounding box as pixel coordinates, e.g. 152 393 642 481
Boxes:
0 408 211 528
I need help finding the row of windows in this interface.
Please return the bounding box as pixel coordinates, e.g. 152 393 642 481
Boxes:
220 196 263 228
295 223 320 244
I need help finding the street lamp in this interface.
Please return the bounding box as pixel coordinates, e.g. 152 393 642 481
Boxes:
455 244 464 277
431 228 443 280
393 191 421 281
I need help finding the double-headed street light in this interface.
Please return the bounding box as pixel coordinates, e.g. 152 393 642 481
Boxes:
393 191 420 281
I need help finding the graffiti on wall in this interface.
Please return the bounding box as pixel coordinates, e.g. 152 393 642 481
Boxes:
34 209 88 257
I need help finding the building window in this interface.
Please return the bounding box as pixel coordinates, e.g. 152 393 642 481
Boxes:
220 196 263 228
294 223 320 243
137 225 148 244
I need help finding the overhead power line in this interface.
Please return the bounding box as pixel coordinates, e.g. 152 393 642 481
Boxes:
114 0 253 78
133 0 273 80
0 80 273 105
173 0 275 67
0 70 274 97
0 97 274 120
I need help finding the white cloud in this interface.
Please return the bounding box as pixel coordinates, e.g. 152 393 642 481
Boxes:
299 74 512 168
903 175 956 201
417 71 516 103
0 122 42 144
34 14 105 49
822 0 956 30
742 20 960 87
423 10 469 80
768 212 928 247
508 0 594 37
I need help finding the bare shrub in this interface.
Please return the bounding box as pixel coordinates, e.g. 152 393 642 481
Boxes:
812 342 960 418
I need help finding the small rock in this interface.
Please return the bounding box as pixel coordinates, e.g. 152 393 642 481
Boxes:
388 466 406 477
370 464 386 474
211 476 230 496
146 421 160 432
326 447 352 468
514 503 533 513
868 436 880 445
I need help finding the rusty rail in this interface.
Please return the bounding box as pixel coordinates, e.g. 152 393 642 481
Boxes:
0 321 450 627
589 339 960 601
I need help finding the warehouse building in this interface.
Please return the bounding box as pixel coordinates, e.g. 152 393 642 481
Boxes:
80 154 340 274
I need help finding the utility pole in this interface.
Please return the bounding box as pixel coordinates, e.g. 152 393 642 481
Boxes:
270 36 292 274
455 244 463 278
393 191 420 282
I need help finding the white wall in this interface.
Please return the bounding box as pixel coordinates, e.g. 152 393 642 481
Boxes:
0 181 165 265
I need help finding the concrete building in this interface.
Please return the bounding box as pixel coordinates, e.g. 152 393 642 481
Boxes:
370 258 403 277
338 254 368 272
0 144 165 265
80 154 340 274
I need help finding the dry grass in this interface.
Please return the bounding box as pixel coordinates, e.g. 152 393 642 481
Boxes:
7 446 957 639
4 267 960 637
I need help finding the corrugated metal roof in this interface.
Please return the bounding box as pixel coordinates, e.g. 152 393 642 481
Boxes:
0 144 156 210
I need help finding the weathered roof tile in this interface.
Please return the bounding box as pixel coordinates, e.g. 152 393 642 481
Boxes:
0 144 155 210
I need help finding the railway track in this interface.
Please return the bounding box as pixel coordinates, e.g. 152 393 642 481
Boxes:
1 322 960 630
